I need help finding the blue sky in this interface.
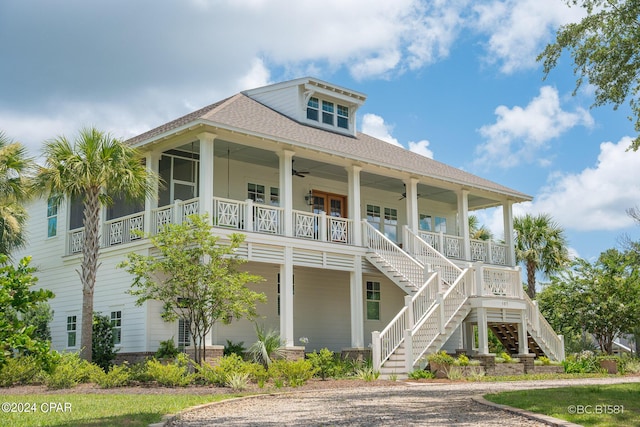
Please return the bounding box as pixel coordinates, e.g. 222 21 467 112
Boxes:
1 0 639 262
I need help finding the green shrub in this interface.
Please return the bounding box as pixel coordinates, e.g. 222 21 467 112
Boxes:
446 366 465 380
307 348 336 380
408 369 435 380
92 312 118 372
225 372 250 391
154 338 180 360
223 340 246 358
145 353 195 387
466 365 486 380
45 352 102 389
128 360 152 383
562 350 603 373
427 351 455 365
354 365 380 382
453 354 470 366
94 363 131 388
249 325 284 369
0 355 44 387
499 352 512 363
537 356 551 365
270 359 316 387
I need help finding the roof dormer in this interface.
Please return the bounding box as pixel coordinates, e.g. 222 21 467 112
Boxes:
243 77 366 137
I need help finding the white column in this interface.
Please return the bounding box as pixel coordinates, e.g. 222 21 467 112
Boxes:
457 189 471 261
197 132 216 222
350 255 364 348
518 311 528 354
477 307 490 355
278 150 295 237
144 152 161 235
502 200 516 266
404 177 419 233
280 246 295 347
347 165 362 246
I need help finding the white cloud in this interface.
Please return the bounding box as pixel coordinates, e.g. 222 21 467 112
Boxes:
361 114 402 147
408 140 434 159
520 137 640 231
472 0 585 73
475 86 594 168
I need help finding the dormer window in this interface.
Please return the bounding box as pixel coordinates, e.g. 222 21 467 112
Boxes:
307 96 350 130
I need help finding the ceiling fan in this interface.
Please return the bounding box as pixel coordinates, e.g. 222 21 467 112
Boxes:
399 184 422 200
292 160 310 178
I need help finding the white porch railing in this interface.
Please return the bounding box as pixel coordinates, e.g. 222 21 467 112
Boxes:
418 230 464 259
419 230 509 266
405 226 462 287
103 212 145 247
373 272 440 368
363 221 425 289
475 264 522 298
524 293 565 361
470 238 509 265
68 228 85 254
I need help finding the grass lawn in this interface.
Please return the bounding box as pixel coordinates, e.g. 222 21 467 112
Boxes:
0 393 240 427
484 383 640 427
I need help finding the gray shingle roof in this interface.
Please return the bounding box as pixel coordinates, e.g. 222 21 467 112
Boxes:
127 92 531 201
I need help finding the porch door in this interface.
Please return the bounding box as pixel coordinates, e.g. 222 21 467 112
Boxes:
312 191 347 217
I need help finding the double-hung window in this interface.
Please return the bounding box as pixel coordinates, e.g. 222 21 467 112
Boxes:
67 315 77 347
366 281 381 320
110 311 122 345
306 96 350 131
47 198 57 237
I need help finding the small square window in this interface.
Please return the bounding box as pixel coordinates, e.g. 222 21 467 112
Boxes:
307 97 319 121
248 183 265 203
337 104 349 129
322 101 334 125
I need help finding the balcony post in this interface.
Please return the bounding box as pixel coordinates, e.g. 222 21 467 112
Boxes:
197 132 217 223
457 188 471 261
245 199 254 231
502 199 516 266
404 177 420 237
278 150 294 237
319 211 327 241
350 255 364 348
144 152 160 236
347 164 362 246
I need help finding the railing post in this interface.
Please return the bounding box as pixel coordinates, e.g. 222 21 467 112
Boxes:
558 334 565 361
437 292 445 334
487 240 493 264
173 199 182 225
404 328 413 373
245 199 254 231
533 301 541 336
372 331 381 371
438 231 444 254
474 262 484 296
405 295 414 330
319 211 327 242
423 263 432 288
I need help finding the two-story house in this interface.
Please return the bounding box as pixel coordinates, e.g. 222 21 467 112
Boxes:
19 77 564 375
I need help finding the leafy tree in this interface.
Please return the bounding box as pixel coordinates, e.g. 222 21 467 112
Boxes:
514 213 570 299
92 312 118 372
5 302 53 343
119 214 266 365
36 127 157 362
543 248 640 354
538 0 640 150
0 132 33 256
0 255 54 366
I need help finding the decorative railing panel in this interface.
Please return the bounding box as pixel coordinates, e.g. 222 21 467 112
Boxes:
408 227 462 286
481 266 521 297
328 217 351 244
69 229 85 254
253 205 283 234
214 197 246 229
293 211 319 240
103 212 145 247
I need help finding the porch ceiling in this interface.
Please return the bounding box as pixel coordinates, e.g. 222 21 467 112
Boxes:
177 140 501 208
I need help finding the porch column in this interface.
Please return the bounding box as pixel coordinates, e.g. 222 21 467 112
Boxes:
404 177 419 233
457 189 471 261
463 322 475 354
144 152 161 234
197 132 216 223
477 307 490 355
347 165 362 246
502 199 516 266
278 150 295 237
350 255 364 348
518 311 529 354
280 247 295 347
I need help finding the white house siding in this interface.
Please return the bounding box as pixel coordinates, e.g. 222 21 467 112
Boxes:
442 325 464 354
362 274 406 349
242 85 300 122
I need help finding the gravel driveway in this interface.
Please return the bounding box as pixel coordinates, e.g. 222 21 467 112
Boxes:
167 376 640 426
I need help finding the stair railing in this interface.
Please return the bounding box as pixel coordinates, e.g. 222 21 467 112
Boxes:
407 268 473 369
523 293 565 361
404 226 462 287
372 271 440 371
363 221 425 289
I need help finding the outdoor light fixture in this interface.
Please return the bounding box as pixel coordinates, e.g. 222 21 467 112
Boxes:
304 190 313 206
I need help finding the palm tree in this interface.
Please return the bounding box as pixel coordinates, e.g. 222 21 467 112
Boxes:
469 215 493 241
514 213 570 299
0 132 33 257
36 127 157 362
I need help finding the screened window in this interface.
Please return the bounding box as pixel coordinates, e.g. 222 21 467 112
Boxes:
67 315 77 347
110 311 122 345
337 104 349 129
47 198 58 237
307 97 319 121
366 281 380 320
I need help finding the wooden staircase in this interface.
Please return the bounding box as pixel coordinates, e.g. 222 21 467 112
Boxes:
489 323 544 357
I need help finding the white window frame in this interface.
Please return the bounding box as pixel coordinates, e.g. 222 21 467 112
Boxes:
47 198 58 238
306 95 350 131
66 315 77 348
366 281 381 321
110 310 122 346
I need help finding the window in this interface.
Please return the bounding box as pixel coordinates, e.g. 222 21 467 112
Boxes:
419 214 432 231
384 208 398 242
178 319 190 348
110 311 122 345
306 96 350 131
337 104 349 129
366 204 381 226
158 153 199 207
270 187 279 206
435 216 447 233
247 183 265 203
307 97 319 121
47 198 58 237
366 281 380 320
322 100 334 125
67 315 77 347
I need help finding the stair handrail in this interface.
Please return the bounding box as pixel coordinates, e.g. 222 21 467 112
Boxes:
409 268 473 366
363 221 425 288
373 271 440 370
523 292 565 361
404 226 462 287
